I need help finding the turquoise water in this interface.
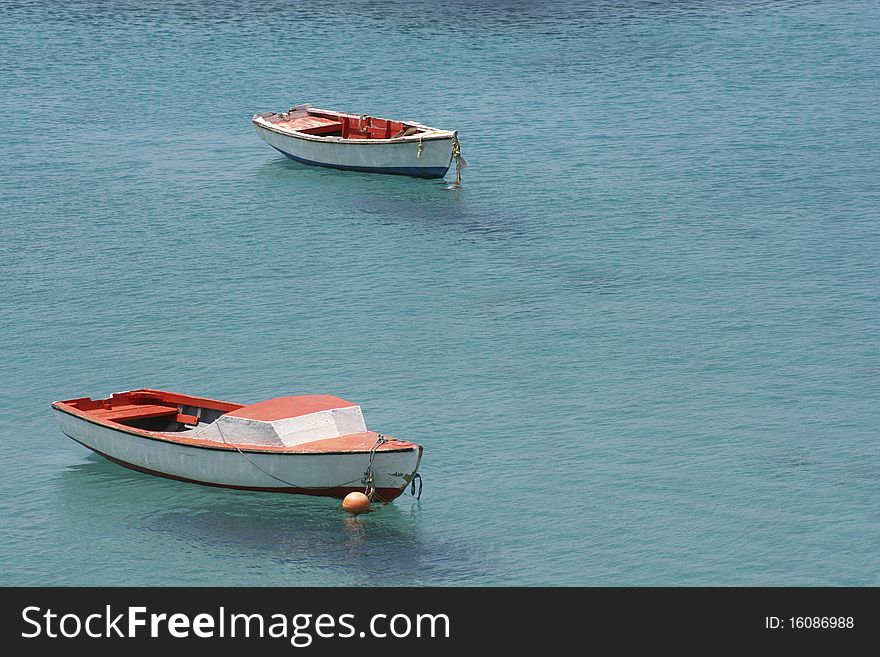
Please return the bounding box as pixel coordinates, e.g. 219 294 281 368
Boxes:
1 0 878 586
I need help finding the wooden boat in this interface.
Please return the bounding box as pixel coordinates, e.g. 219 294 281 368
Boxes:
51 389 423 501
252 104 460 178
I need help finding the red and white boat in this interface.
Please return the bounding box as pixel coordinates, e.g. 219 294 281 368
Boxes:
252 104 461 178
51 389 423 501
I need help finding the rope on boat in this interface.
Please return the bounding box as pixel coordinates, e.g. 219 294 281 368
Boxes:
216 423 362 491
362 434 389 502
417 136 424 159
214 424 415 503
452 134 467 184
410 472 423 499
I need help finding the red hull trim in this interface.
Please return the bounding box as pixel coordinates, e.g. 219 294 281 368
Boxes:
69 437 406 501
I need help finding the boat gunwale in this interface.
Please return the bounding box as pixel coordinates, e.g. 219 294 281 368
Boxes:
252 108 456 145
51 402 420 457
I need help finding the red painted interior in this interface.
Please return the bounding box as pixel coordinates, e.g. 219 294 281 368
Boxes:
90 404 180 422
275 109 413 140
60 389 241 415
176 412 200 425
281 115 343 135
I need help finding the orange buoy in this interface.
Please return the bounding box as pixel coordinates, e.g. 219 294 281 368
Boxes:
342 492 371 513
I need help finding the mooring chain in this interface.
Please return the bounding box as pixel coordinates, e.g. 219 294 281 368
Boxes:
452 134 466 183
216 425 414 504
218 423 363 490
410 472 423 500
362 434 389 500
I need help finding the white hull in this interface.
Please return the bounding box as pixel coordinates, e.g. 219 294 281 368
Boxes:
253 119 455 178
54 409 421 499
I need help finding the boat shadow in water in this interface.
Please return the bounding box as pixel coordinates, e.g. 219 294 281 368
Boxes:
254 158 526 243
58 457 492 585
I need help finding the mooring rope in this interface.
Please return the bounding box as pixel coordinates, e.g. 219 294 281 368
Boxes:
216 423 362 491
214 424 414 503
452 133 466 183
362 434 389 501
410 472 423 499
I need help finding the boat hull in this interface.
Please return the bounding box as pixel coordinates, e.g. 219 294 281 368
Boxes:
53 408 421 500
253 122 454 178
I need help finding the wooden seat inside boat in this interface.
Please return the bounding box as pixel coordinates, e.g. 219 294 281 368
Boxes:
90 404 179 423
271 109 420 141
339 115 409 140
282 115 343 136
58 389 242 432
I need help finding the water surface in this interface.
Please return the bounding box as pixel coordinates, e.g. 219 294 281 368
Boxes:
0 0 878 585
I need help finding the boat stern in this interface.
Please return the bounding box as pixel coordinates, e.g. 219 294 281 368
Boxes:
371 441 423 501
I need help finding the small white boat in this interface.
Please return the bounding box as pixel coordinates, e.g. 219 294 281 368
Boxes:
52 389 422 501
252 104 460 178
